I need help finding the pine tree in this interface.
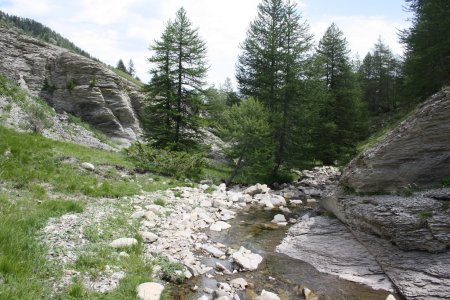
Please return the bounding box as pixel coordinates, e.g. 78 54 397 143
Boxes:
145 8 208 150
236 0 312 177
221 78 241 106
314 23 366 164
128 59 136 77
401 0 450 100
359 38 403 115
116 59 128 73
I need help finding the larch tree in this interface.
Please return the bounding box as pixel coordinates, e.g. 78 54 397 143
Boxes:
314 23 366 164
401 0 450 100
127 59 136 77
145 7 208 150
116 59 128 73
236 0 312 178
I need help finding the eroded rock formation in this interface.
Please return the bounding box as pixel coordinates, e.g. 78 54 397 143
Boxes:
0 27 143 145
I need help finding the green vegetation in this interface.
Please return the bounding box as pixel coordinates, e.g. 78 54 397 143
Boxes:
154 198 167 206
442 176 450 188
144 7 207 150
153 255 184 283
66 79 77 91
418 210 432 225
89 75 97 88
126 142 204 180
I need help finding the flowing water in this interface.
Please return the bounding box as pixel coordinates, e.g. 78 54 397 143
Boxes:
171 206 397 300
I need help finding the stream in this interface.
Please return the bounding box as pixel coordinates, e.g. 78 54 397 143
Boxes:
170 205 396 299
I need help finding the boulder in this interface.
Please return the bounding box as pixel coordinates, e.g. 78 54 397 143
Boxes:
140 231 158 243
136 282 164 300
81 162 95 171
230 278 248 290
110 237 138 248
340 87 450 194
231 246 263 271
271 214 286 224
255 290 280 300
210 221 231 232
201 244 225 258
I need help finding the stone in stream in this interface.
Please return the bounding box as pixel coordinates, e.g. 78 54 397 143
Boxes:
201 244 225 258
385 295 396 300
230 278 248 290
303 287 319 300
231 246 263 271
110 238 138 248
255 290 280 300
271 214 286 224
136 282 164 300
210 221 231 232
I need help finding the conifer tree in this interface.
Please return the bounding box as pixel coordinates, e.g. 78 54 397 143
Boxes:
145 7 208 150
128 59 136 77
401 0 450 100
236 0 312 177
116 59 128 73
314 23 366 164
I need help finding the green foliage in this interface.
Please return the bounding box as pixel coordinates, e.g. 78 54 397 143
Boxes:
442 176 450 187
66 79 77 91
89 74 97 88
153 255 184 283
116 59 128 73
401 0 450 101
154 198 167 206
144 7 208 150
418 210 432 225
219 98 273 184
236 0 313 175
314 23 367 164
126 142 205 180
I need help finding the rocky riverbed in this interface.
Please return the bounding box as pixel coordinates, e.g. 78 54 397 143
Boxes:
41 166 402 300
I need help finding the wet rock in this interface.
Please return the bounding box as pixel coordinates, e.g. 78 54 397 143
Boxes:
210 221 231 232
303 287 319 300
81 162 95 171
276 216 393 291
217 282 232 292
215 262 231 274
110 238 138 248
271 214 286 224
213 290 231 299
231 246 263 271
201 244 225 258
136 282 164 300
140 232 158 243
255 289 280 300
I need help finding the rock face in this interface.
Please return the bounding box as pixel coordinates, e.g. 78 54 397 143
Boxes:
0 27 143 145
276 216 394 292
340 87 450 194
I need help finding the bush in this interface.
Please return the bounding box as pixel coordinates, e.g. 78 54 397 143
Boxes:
126 142 204 180
66 79 76 91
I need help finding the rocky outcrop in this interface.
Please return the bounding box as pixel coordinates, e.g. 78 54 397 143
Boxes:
0 27 143 145
340 87 450 194
277 215 394 292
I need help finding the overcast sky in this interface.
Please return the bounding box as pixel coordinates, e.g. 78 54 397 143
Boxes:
0 0 411 87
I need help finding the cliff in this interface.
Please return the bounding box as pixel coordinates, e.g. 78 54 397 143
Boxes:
0 26 143 145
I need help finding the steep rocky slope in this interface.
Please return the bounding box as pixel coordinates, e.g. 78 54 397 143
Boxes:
319 87 450 299
0 26 143 145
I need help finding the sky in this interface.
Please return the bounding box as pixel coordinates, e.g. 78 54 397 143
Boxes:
0 0 411 87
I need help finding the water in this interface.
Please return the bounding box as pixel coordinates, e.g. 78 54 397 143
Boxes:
171 206 397 300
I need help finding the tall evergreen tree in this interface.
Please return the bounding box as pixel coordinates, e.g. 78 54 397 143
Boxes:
221 78 241 106
116 59 128 73
359 38 403 115
401 0 450 100
314 23 366 164
128 59 136 77
236 0 312 177
145 8 208 150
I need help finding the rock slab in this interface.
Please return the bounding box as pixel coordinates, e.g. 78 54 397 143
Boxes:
136 282 164 300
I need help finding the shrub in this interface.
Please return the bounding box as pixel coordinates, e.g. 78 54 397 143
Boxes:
66 79 77 91
89 75 97 88
442 176 450 187
126 142 204 180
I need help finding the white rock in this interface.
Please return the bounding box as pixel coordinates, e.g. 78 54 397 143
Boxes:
386 295 396 300
270 195 286 206
145 211 157 220
131 211 146 219
306 198 317 204
198 296 209 300
230 278 248 290
255 290 280 300
210 221 231 232
213 199 228 208
218 183 227 192
303 287 319 300
201 244 225 258
217 282 232 292
231 246 263 271
140 231 158 243
136 282 164 300
110 238 138 248
271 214 286 223
81 162 95 171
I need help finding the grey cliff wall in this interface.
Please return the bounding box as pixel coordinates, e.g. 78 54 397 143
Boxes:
340 87 450 194
0 27 144 145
